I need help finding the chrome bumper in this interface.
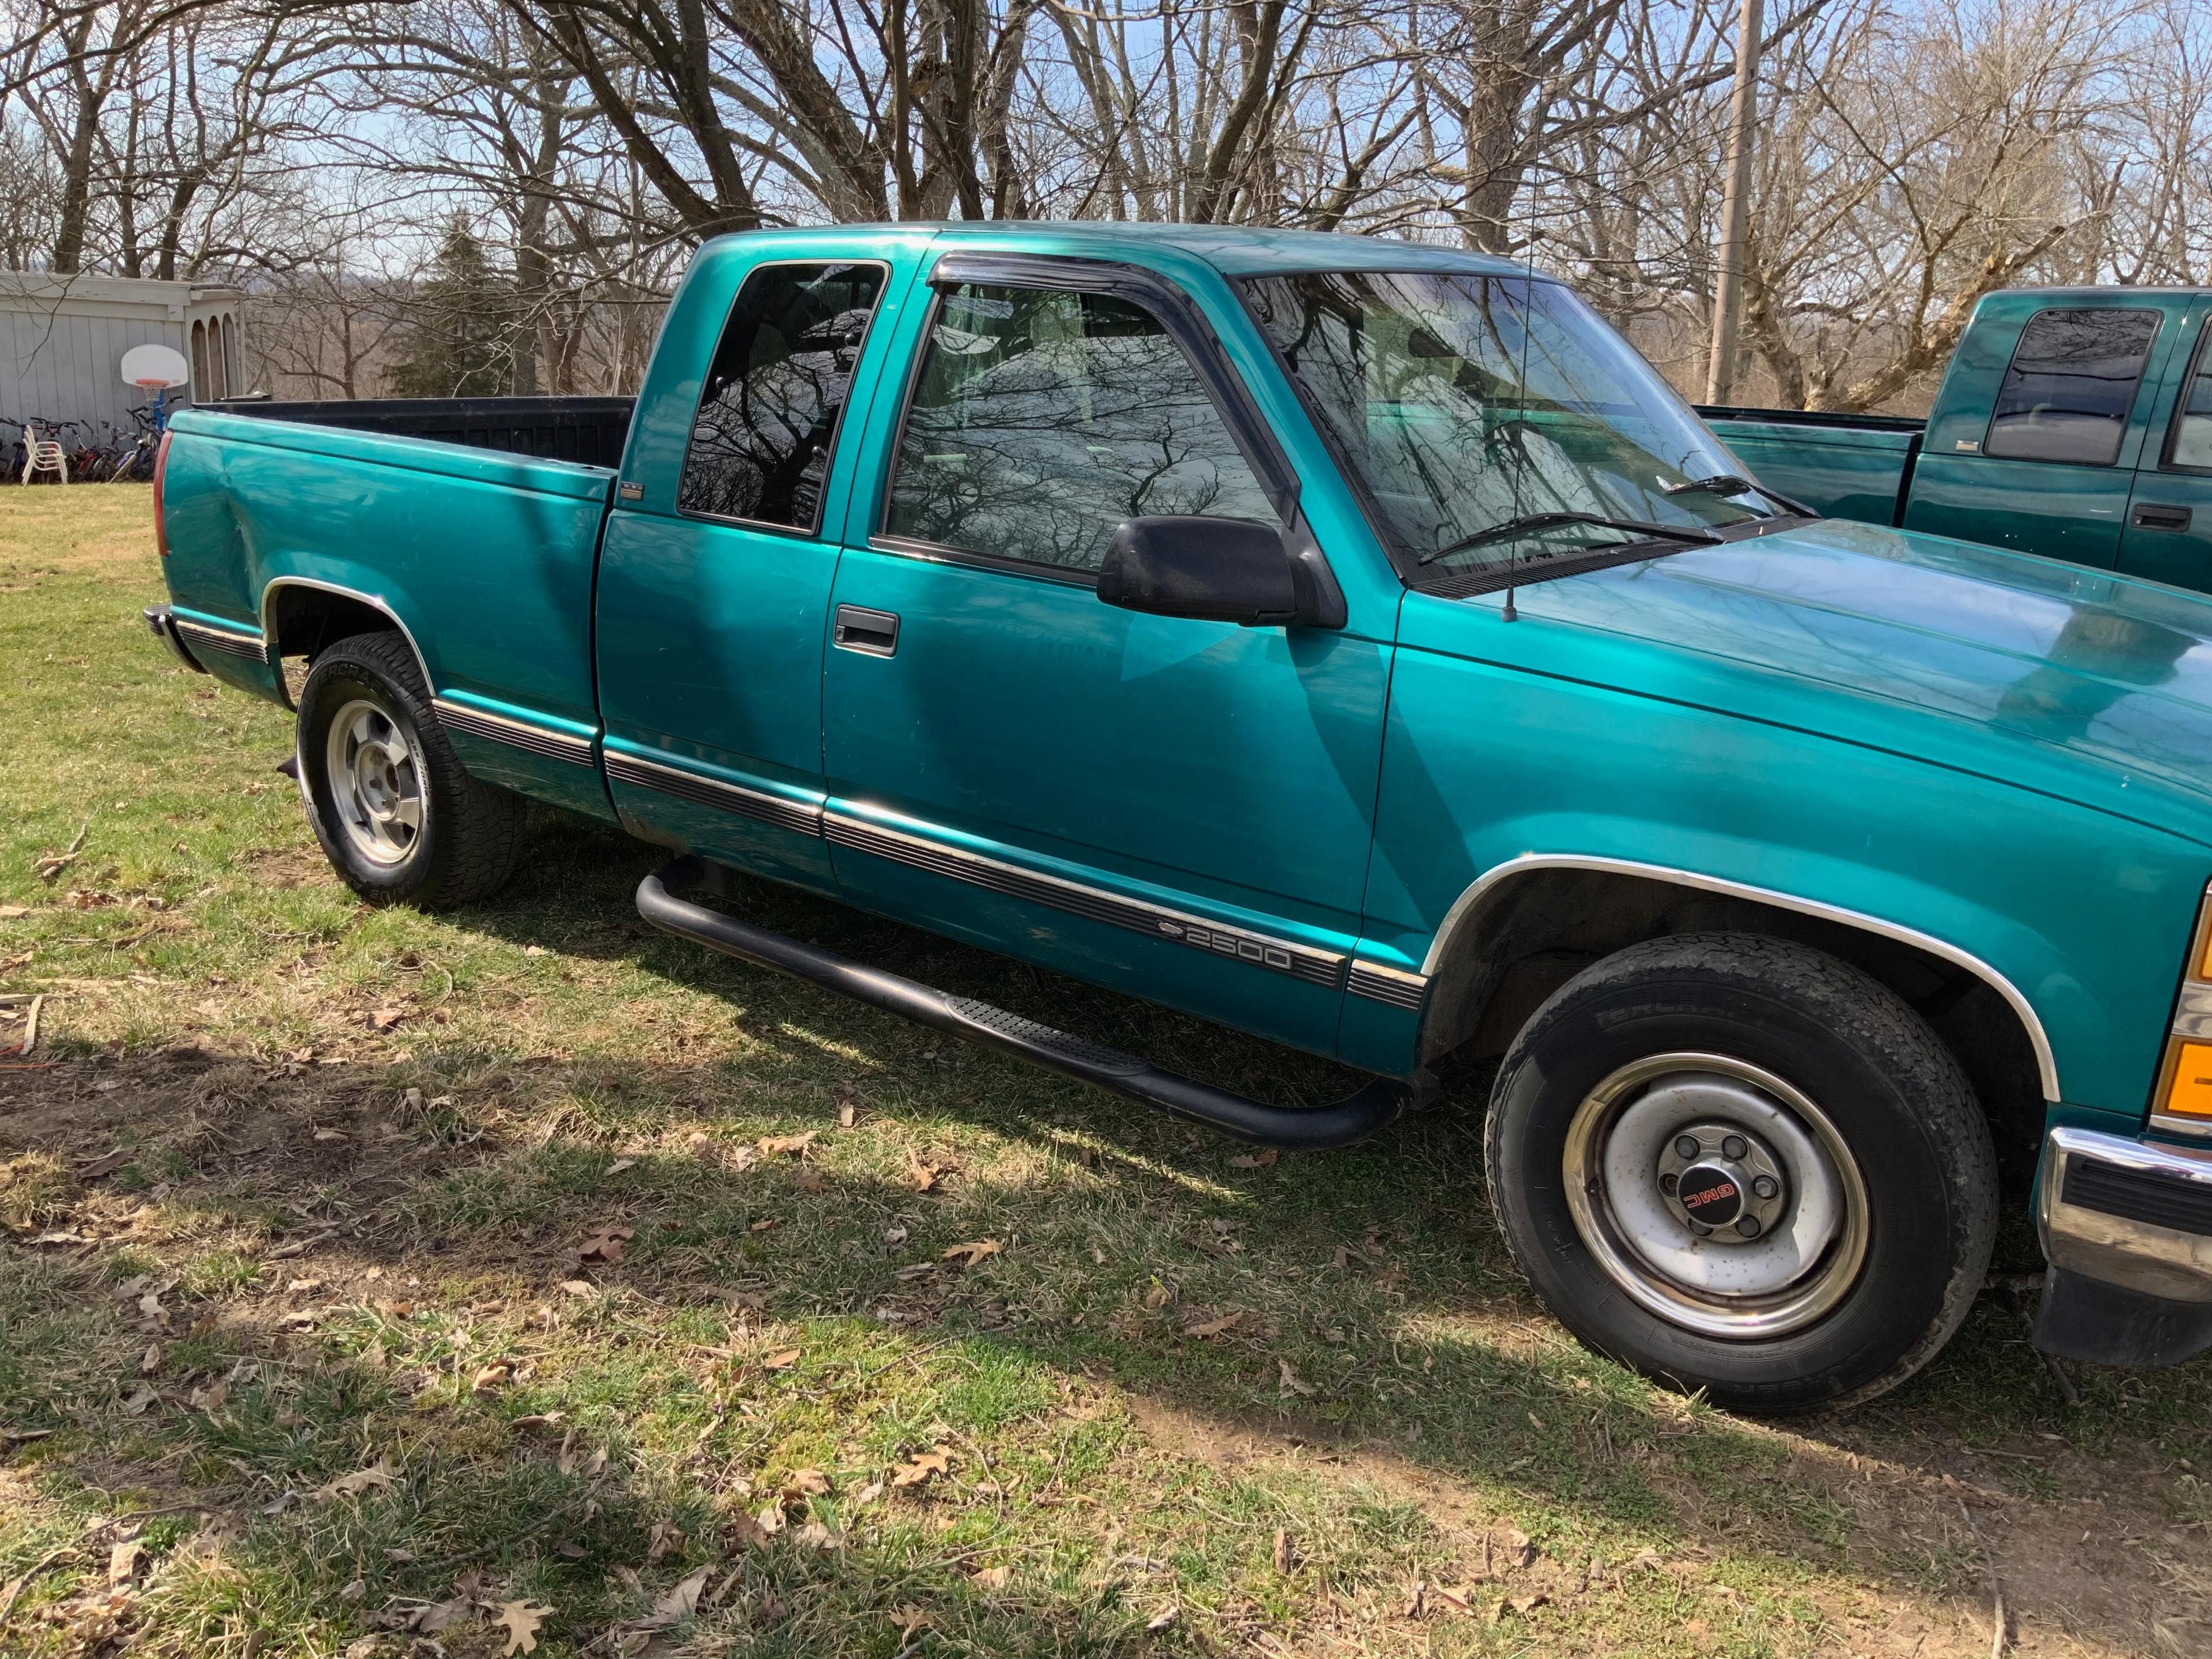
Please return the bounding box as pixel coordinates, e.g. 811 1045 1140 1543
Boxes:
2034 1128 2212 1366
143 604 207 674
2039 1126 2212 1303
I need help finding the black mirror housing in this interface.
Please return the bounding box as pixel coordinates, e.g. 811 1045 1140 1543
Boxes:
1096 516 1322 627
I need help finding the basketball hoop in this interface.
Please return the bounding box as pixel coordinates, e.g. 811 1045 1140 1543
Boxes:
119 344 192 435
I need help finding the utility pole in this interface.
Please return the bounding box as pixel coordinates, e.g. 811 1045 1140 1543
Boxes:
1705 0 1764 404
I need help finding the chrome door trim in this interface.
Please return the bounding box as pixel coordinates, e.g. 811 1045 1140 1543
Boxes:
823 806 1347 989
170 614 267 662
1421 852 2061 1102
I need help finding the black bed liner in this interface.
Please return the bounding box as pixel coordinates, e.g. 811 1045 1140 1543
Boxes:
203 395 634 469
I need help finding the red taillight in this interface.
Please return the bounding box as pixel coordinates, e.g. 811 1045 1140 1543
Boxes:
151 429 173 557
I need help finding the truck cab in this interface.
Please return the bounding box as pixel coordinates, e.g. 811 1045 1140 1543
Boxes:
1705 287 2212 594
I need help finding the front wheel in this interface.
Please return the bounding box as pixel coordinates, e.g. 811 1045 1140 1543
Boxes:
1484 933 1997 1414
296 631 525 908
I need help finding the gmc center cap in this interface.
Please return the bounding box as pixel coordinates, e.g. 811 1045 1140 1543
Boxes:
1677 1165 1745 1227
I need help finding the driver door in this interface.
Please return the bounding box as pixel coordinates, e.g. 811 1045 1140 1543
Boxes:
819 256 1391 1053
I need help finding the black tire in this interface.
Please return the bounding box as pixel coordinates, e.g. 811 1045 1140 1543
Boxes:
295 630 525 908
1484 933 1997 1414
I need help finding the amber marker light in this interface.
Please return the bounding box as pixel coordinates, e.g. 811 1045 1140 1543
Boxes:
2154 884 2212 1128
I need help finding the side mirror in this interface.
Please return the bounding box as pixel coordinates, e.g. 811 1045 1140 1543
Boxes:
1096 515 1323 627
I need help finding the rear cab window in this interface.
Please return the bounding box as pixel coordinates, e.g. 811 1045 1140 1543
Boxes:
1983 307 2161 466
677 261 887 531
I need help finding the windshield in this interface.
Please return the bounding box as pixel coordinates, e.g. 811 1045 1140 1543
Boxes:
1239 270 1786 580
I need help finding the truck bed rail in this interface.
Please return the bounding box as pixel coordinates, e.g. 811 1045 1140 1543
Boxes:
202 395 633 469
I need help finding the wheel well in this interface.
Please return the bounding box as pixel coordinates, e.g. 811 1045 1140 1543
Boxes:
1422 867 2048 1196
262 586 416 708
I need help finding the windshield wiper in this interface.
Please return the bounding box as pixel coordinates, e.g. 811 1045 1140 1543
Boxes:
1417 511 1722 566
1663 473 1756 497
1666 472 1821 517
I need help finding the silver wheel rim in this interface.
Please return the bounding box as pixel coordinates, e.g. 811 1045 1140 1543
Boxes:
1563 1052 1870 1340
322 698 425 868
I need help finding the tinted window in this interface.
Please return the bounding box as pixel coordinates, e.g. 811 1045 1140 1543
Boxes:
2169 341 2212 472
1984 308 2160 467
884 283 1277 573
677 261 885 529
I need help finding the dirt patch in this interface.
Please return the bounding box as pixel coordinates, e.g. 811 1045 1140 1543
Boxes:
1122 1388 2188 1658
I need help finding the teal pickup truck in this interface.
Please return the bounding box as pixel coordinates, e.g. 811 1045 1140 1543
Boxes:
146 224 2212 1412
1703 286 2212 589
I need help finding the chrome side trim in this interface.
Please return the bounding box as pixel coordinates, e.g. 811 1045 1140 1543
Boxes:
172 616 267 662
2039 1126 2212 1304
1347 960 1429 1011
1421 853 2061 1103
605 749 823 839
260 577 437 709
433 698 596 767
824 809 1346 989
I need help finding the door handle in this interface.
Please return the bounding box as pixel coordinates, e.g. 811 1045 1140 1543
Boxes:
2133 503 2194 532
833 604 900 657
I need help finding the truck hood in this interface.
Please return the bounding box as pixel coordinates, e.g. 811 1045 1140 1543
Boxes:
1421 518 2212 838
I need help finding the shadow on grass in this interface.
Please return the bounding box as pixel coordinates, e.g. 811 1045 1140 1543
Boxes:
6 810 2208 1654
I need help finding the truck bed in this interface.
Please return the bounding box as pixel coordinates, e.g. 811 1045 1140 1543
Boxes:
203 395 635 469
1697 403 1924 527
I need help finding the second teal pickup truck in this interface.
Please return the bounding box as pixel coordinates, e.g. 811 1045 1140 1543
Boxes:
1703 287 2212 589
147 225 2212 1413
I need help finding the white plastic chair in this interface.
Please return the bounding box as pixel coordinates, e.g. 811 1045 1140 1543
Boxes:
21 423 68 484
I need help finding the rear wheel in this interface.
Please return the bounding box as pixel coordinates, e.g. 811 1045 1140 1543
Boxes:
296 631 524 908
1484 933 1997 1413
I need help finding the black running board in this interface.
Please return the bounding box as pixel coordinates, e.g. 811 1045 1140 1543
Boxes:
636 856 1410 1150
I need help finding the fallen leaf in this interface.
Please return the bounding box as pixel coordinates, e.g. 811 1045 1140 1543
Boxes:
882 1225 909 1248
512 1412 566 1431
190 1379 229 1412
895 1263 938 1281
1146 1607 1178 1632
757 1131 816 1158
725 1509 771 1548
837 1101 856 1128
1272 1528 1297 1573
638 1565 713 1628
579 1224 634 1264
366 1006 407 1032
889 1448 953 1487
760 1348 801 1371
607 1157 637 1175
1229 1149 1279 1168
139 1343 161 1374
471 1361 512 1393
315 1458 396 1501
782 1469 831 1499
1184 1310 1243 1339
906 1158 946 1192
1505 1527 1537 1569
497 1599 551 1654
1277 1358 1316 1397
286 1278 324 1295
122 1382 158 1414
1143 1282 1172 1309
645 1520 686 1563
970 1565 1010 1588
557 1279 596 1298
1430 1583 1479 1613
0 904 28 919
26 1230 92 1247
108 1539 145 1585
339 1578 366 1603
793 1521 843 1551
940 1239 1002 1268
76 1148 131 1179
1620 1546 1664 1576
313 1126 350 1142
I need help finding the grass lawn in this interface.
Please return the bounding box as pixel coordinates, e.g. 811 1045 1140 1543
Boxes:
2 484 2207 1658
